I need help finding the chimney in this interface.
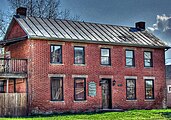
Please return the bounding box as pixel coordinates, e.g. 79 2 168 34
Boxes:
135 22 145 30
16 7 27 16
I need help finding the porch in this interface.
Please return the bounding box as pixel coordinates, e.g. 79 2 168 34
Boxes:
0 58 27 78
0 58 28 116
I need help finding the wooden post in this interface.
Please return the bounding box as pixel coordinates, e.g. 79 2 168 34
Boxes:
6 79 9 93
14 78 16 93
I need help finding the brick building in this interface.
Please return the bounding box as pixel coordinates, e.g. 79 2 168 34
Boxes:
166 65 171 108
0 8 170 116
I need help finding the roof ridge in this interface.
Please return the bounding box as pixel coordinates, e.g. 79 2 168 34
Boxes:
25 16 132 29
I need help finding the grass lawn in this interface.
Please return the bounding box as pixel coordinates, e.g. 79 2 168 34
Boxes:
0 109 171 120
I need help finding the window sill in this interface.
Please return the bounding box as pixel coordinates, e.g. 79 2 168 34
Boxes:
50 63 64 65
126 99 137 101
144 99 155 101
100 65 111 67
50 100 65 102
125 66 135 68
74 100 87 102
144 67 153 68
74 64 86 66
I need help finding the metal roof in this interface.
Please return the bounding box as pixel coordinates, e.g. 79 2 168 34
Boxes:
8 16 170 48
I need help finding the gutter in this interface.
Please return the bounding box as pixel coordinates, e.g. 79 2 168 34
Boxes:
28 36 171 49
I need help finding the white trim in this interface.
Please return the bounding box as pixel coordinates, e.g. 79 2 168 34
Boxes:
72 75 88 78
167 85 171 93
144 99 155 102
74 100 87 102
48 74 66 78
126 100 137 102
73 64 86 66
98 45 113 48
48 41 65 45
99 75 113 79
124 76 137 79
72 43 87 46
50 63 64 66
143 76 155 80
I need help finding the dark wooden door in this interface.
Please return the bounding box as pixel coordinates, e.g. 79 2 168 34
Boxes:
101 79 112 109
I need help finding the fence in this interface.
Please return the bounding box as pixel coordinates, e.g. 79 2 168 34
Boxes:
0 93 27 116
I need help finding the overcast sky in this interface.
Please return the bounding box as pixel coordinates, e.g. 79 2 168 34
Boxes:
0 0 171 64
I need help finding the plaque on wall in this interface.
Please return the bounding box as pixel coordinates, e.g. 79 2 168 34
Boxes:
88 82 96 97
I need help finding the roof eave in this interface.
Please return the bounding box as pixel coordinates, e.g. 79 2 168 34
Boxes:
28 36 170 49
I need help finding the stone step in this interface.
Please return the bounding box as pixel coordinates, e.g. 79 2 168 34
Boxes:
100 109 125 112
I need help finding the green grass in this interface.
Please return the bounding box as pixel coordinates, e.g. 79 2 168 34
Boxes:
0 109 171 120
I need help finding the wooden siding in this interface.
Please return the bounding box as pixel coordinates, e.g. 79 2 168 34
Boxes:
0 93 27 116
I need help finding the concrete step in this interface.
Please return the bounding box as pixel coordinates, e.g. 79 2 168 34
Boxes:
100 109 125 112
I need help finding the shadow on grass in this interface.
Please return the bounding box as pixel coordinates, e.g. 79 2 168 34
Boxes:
4 111 108 119
161 112 171 119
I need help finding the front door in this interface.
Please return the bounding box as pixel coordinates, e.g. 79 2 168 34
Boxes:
101 79 112 109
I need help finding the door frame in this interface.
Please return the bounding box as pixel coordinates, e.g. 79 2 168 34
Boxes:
101 78 112 109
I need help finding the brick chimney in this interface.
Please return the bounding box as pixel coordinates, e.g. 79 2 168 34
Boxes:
135 22 145 30
16 7 27 16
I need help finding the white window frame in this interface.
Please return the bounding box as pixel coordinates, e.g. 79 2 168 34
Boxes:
168 85 171 93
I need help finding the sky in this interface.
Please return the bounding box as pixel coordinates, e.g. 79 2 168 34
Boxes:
0 0 171 64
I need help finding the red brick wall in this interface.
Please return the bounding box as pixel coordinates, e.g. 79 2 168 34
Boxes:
6 20 26 40
25 40 165 114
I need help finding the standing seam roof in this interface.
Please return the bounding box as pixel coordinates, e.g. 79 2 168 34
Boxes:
13 16 169 48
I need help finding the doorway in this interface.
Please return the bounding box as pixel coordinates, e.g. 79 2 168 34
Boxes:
101 78 112 109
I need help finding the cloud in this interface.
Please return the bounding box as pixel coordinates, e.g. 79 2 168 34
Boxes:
148 14 171 45
153 14 171 32
148 14 171 65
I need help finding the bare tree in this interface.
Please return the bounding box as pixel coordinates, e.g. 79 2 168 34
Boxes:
8 0 80 20
0 10 12 39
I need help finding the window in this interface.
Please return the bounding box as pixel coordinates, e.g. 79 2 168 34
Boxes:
145 79 154 99
126 79 136 100
101 48 111 65
74 78 86 101
51 77 63 101
74 47 85 64
50 45 62 64
168 85 171 93
144 51 153 67
0 81 4 93
126 50 135 67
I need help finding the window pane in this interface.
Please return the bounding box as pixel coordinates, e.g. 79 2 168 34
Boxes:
75 78 86 100
126 79 136 100
126 50 133 58
126 58 133 66
146 80 152 87
101 49 109 56
51 77 63 101
74 47 84 64
51 45 62 63
145 59 151 67
144 52 151 59
101 57 109 65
